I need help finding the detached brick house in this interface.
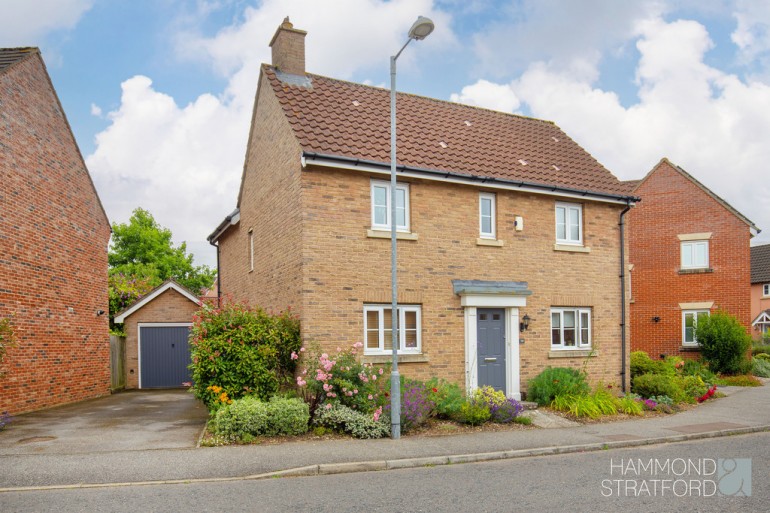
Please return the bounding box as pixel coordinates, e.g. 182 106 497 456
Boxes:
0 48 111 414
751 244 770 340
210 20 638 398
626 158 759 359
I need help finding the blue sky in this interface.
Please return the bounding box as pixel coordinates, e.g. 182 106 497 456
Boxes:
3 0 770 268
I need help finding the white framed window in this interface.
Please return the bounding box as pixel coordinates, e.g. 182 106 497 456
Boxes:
364 304 421 355
681 240 709 269
371 180 410 232
555 202 583 245
763 284 770 297
479 192 496 239
551 307 591 349
248 229 254 272
682 309 710 346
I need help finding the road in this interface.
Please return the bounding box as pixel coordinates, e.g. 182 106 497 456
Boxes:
2 432 768 512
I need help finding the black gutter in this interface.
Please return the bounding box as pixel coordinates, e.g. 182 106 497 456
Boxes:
303 151 641 204
618 200 633 392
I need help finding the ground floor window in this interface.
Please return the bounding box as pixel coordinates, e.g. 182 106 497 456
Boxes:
364 305 421 355
551 307 591 349
682 309 710 346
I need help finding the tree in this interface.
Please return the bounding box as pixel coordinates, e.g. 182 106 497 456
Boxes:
109 208 216 320
694 311 751 375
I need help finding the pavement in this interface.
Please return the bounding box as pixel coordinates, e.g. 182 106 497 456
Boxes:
1 382 769 492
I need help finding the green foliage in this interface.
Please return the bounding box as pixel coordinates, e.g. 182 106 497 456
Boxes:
630 351 675 378
426 378 465 419
527 367 590 406
694 311 751 375
648 395 674 407
513 415 532 425
189 300 301 408
474 386 524 423
0 317 16 378
632 373 686 403
753 358 770 378
617 395 644 415
754 353 770 361
714 374 763 387
108 273 155 334
681 360 716 384
454 398 491 425
681 375 708 400
752 345 770 356
551 387 622 419
211 396 309 441
313 403 390 439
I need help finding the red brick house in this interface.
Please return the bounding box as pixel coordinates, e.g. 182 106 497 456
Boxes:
210 20 639 398
0 48 111 414
626 158 759 359
751 244 770 340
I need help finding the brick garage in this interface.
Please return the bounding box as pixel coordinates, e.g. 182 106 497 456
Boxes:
114 281 200 389
0 48 111 415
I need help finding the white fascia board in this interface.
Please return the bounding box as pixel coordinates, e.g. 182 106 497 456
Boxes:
114 282 200 323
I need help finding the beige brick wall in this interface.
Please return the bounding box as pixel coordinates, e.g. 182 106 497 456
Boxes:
300 167 630 392
218 72 303 317
123 289 199 389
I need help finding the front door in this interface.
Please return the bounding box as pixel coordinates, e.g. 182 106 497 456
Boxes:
477 308 506 394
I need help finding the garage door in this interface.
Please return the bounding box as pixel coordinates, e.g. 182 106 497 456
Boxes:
139 325 192 388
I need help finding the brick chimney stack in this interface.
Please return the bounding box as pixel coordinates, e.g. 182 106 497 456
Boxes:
269 17 307 75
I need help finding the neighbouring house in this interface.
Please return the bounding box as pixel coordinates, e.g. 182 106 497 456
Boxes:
208 19 639 399
751 244 770 341
626 158 759 360
0 48 111 414
113 280 200 389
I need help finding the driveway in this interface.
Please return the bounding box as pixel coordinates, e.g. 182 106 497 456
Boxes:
0 390 208 455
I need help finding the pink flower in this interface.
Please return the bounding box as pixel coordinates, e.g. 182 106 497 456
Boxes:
290 351 298 360
300 347 306 353
372 375 377 381
353 342 363 349
368 394 373 400
373 406 382 422
378 368 384 375
353 389 358 394
325 403 332 410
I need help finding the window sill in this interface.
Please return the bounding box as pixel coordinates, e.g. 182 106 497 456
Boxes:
554 244 590 253
680 345 701 352
678 268 713 275
362 354 428 364
548 349 597 358
476 238 504 247
367 229 419 241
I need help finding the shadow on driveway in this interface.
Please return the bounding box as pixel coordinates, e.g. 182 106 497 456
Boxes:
0 390 208 455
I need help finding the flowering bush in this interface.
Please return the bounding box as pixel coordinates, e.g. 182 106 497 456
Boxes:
313 403 390 439
297 343 385 416
212 396 309 441
189 299 301 409
454 397 491 425
382 378 435 432
425 378 465 419
474 386 523 423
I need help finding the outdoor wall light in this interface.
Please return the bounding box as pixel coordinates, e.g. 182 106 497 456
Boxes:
652 316 661 323
520 314 531 332
96 309 105 316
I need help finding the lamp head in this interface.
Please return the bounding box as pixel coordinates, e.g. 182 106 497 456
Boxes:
408 16 435 40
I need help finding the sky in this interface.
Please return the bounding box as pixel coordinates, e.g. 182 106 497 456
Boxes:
3 0 770 269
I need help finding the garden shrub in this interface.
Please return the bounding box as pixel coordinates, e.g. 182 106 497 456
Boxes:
631 373 688 403
527 367 590 406
752 345 770 357
681 360 716 384
212 396 309 441
754 353 770 361
695 311 751 375
752 357 770 378
297 343 384 417
189 300 301 408
426 377 465 419
714 374 762 387
680 375 708 401
630 351 675 378
454 398 491 425
313 403 390 439
474 386 523 423
397 379 435 432
551 394 604 419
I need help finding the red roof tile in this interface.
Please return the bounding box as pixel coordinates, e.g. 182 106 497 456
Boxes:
265 65 632 198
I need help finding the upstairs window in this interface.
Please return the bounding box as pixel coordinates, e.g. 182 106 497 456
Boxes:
371 180 410 232
681 240 709 270
555 202 583 245
479 192 496 239
764 284 770 297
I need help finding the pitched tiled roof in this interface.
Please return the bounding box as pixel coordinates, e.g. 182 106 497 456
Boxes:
265 65 633 198
0 47 37 74
752 244 770 283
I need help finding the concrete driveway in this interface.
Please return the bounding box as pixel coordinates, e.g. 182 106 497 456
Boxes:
0 390 208 455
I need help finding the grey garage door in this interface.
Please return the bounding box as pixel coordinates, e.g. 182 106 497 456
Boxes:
140 326 192 388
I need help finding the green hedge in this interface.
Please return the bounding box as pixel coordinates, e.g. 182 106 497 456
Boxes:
212 396 309 441
695 311 751 375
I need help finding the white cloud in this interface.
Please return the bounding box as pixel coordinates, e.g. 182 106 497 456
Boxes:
0 0 93 46
90 103 102 117
449 79 520 113
452 15 770 242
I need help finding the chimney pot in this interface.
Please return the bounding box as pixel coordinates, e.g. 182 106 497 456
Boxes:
270 16 307 75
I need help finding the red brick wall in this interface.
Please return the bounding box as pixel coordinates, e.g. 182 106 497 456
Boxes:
628 160 752 359
0 53 111 414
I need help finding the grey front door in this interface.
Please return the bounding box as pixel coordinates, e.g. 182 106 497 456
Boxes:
477 308 506 394
140 326 192 388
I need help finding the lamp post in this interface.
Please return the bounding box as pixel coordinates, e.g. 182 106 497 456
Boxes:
390 15 434 440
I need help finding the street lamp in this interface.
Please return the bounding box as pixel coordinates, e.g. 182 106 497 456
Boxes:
390 15 434 440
